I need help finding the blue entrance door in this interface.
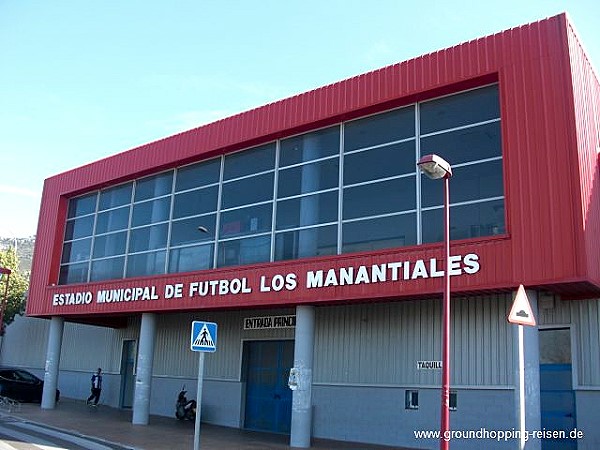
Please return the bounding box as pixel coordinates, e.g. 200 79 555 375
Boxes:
539 328 577 450
244 340 294 434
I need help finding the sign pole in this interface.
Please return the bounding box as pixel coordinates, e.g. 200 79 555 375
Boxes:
517 324 525 450
190 320 217 450
507 285 536 450
194 352 205 450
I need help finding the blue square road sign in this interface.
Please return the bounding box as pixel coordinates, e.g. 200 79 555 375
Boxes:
191 321 217 352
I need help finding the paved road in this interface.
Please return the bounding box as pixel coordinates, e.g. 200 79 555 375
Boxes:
0 416 134 450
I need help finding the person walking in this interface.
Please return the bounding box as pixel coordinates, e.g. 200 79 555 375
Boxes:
86 368 103 406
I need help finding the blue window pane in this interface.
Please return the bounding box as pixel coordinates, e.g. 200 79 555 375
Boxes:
64 216 94 240
420 121 501 166
278 159 339 198
135 172 173 201
422 200 505 244
223 144 275 180
171 215 216 246
132 197 171 227
93 232 127 258
173 186 218 219
280 126 340 167
217 236 271 268
343 176 416 220
420 85 500 134
90 256 125 282
275 225 337 261
61 238 92 264
342 214 417 253
344 107 415 152
168 244 214 273
129 224 168 252
59 262 89 284
125 251 166 278
421 160 504 208
176 158 221 192
99 183 132 211
220 204 272 238
221 173 274 209
276 192 338 230
95 206 130 234
344 141 415 185
67 194 96 218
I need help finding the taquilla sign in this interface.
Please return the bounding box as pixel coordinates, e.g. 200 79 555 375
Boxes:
50 253 480 310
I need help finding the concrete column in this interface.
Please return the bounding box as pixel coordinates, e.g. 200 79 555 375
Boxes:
132 313 157 425
513 290 541 449
41 316 64 409
290 305 315 448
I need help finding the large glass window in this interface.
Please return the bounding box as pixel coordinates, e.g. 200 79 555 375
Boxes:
422 200 505 243
275 225 337 261
169 244 214 273
343 177 416 220
276 192 338 230
67 194 96 219
176 159 220 192
90 257 125 282
126 251 166 278
132 198 171 227
59 262 89 284
99 183 132 211
217 236 271 268
420 85 500 134
344 141 415 185
344 107 415 152
129 224 168 253
61 239 92 264
278 159 339 197
95 206 130 234
221 173 274 209
64 216 94 240
280 126 339 166
60 83 504 284
220 204 272 239
343 214 417 253
223 144 275 180
93 232 127 258
171 215 216 247
135 172 173 202
173 186 218 219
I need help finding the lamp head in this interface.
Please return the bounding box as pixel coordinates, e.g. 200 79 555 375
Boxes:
417 154 452 179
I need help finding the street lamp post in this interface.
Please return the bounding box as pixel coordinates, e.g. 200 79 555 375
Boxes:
0 267 11 336
417 154 453 450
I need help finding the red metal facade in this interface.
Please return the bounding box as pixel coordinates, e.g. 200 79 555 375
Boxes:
27 13 600 319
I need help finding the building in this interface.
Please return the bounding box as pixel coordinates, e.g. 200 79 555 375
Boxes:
2 12 599 450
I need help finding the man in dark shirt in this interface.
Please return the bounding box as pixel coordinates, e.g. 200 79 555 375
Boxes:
86 368 103 406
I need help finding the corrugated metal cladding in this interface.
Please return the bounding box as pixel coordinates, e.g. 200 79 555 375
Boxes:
28 13 600 319
565 19 600 288
3 297 517 388
4 295 600 388
314 295 514 387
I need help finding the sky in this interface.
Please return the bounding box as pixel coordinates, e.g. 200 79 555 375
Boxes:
1 0 599 238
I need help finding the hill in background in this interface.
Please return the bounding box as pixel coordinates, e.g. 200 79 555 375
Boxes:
0 236 35 273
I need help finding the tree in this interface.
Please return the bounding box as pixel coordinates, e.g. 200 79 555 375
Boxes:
0 247 29 334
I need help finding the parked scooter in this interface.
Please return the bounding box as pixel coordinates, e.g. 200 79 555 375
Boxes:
175 387 197 420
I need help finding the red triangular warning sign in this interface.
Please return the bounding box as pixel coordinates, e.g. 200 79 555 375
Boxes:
508 284 536 326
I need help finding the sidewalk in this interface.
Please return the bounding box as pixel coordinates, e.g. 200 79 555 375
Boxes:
0 399 415 450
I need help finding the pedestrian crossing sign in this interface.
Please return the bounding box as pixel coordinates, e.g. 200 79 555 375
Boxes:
191 321 217 352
